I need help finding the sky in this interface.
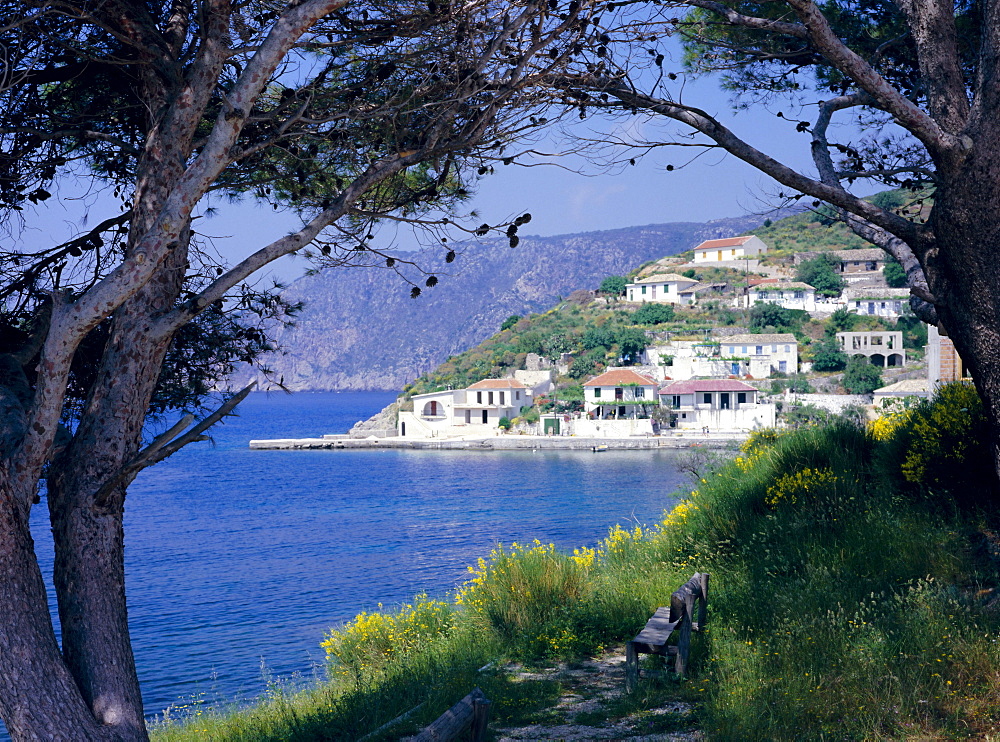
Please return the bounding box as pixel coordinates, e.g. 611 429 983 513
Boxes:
20 41 846 286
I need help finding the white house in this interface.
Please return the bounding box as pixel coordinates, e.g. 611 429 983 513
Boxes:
837 331 906 367
693 235 768 264
583 368 659 419
745 281 819 311
625 273 698 304
658 379 776 431
719 333 799 377
398 378 531 437
842 287 911 317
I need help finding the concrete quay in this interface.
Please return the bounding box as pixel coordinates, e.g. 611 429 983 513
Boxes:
248 432 745 451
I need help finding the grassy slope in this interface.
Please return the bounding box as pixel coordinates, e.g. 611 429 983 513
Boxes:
155 385 1000 741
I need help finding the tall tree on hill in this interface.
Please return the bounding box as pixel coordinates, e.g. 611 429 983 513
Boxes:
0 1 603 738
557 0 1000 482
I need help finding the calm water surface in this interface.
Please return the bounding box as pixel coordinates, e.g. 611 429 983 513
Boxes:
21 391 689 727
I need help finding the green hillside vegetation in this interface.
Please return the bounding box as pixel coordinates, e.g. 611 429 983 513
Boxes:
155 384 1000 741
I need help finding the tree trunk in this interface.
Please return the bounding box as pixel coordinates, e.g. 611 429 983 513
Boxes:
0 475 115 741
927 127 1000 481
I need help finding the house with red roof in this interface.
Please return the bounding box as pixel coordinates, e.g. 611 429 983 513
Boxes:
582 368 659 420
693 235 768 264
659 379 776 431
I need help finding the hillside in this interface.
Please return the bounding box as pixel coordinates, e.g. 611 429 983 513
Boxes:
231 213 788 391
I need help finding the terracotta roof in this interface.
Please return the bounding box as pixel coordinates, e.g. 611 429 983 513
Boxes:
659 379 758 394
721 334 798 344
583 369 657 387
694 236 756 250
466 378 527 390
629 273 698 285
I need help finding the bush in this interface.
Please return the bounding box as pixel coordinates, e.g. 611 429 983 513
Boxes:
498 416 512 430
598 275 627 295
884 259 907 287
749 302 802 330
568 355 596 379
826 306 857 334
795 253 845 297
811 337 848 371
843 356 882 393
880 382 997 505
615 327 647 364
632 302 675 325
500 314 521 331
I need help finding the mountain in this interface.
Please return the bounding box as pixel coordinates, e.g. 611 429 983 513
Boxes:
233 214 782 391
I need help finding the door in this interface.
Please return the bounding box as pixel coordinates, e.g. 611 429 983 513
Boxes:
543 418 560 435
482 410 488 424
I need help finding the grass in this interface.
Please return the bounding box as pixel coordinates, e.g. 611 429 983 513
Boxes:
154 383 1000 741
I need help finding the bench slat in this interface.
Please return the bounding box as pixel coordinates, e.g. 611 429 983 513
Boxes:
633 607 679 647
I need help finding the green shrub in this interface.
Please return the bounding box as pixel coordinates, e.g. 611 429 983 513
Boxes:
810 337 847 371
632 302 675 325
843 356 882 393
599 275 627 295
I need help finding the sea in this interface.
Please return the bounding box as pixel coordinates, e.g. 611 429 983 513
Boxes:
11 391 691 733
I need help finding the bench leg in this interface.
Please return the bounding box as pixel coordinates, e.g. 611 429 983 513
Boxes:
625 641 638 691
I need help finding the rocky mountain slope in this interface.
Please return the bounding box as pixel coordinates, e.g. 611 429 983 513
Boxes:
234 214 779 391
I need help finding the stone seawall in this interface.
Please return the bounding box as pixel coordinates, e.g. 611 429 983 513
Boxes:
249 435 741 451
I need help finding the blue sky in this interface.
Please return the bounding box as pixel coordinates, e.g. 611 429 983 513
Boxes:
23 43 846 286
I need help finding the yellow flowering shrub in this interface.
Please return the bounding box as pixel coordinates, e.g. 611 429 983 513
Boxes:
456 539 594 656
664 496 699 527
321 594 455 680
869 409 913 442
765 467 839 508
899 382 984 485
598 523 647 559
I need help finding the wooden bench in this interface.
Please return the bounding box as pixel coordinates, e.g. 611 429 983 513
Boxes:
625 572 709 688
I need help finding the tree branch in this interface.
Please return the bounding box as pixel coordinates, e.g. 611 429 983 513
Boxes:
893 0 970 132
584 77 924 244
784 0 969 158
93 383 255 507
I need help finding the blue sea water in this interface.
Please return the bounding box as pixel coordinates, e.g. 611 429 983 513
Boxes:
15 391 689 731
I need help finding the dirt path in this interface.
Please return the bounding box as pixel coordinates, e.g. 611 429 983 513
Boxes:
492 647 702 742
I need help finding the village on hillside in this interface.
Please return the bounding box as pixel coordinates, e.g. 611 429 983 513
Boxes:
251 231 965 449
355 233 966 445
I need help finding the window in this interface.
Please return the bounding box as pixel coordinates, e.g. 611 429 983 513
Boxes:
742 346 747 354
866 261 877 270
499 391 505 405
893 301 902 312
615 387 624 400
671 395 681 408
642 285 647 295
594 387 601 398
720 393 730 409
635 387 645 398
794 291 803 299
731 362 740 375
737 392 747 404
515 390 521 400
703 392 712 405
779 360 787 372
785 345 790 353
476 391 482 404
651 285 657 298
756 345 763 355
488 391 494 405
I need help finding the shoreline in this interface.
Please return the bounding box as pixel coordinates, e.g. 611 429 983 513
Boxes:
248 432 744 451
